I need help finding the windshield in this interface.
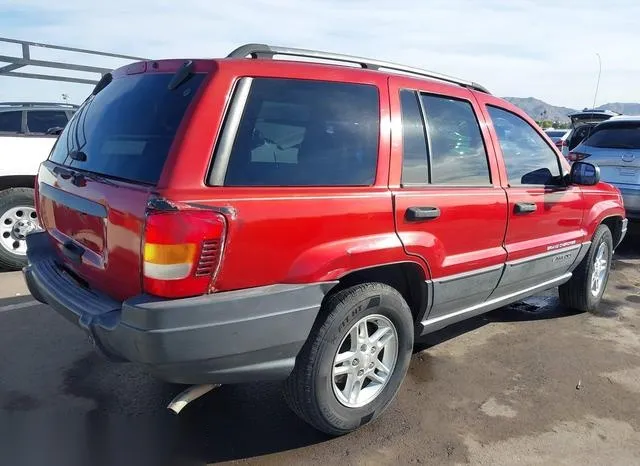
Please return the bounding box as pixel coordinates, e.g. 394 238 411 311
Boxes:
49 72 205 185
583 123 640 149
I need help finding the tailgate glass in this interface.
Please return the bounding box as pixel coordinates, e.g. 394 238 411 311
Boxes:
49 72 205 185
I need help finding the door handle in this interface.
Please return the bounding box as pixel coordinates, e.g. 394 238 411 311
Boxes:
406 206 441 221
514 202 537 214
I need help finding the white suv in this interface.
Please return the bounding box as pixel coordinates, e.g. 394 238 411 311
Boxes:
0 102 77 269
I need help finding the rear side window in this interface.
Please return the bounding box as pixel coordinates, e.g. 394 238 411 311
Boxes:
49 72 205 185
0 111 22 134
26 110 69 135
584 123 640 149
222 78 379 186
487 105 561 186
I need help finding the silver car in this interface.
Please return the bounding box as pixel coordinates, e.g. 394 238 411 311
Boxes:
570 116 640 220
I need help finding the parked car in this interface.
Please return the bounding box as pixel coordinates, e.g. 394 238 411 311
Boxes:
564 109 620 158
23 44 627 435
569 115 640 220
544 128 570 153
0 102 77 269
544 128 569 143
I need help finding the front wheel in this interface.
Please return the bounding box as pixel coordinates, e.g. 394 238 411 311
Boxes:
0 188 39 270
284 283 414 435
559 224 613 313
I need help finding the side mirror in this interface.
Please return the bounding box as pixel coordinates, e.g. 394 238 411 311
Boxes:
570 161 600 186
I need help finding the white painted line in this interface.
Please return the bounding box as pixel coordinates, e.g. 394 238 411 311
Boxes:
0 300 40 313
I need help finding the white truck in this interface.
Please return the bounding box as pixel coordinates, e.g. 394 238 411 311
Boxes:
0 102 77 269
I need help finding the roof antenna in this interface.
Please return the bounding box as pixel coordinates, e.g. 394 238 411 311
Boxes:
592 53 602 109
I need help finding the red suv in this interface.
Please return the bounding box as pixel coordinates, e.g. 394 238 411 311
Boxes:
23 44 627 435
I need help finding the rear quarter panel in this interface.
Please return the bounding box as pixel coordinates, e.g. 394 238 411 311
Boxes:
160 60 429 291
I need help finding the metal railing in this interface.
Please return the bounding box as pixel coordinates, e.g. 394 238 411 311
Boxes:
228 43 490 94
0 37 147 85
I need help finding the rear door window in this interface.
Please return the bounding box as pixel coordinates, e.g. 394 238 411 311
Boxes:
0 111 23 134
584 123 640 149
26 110 69 135
421 94 491 185
222 78 379 186
49 72 205 185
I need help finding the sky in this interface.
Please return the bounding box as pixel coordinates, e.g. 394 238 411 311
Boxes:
1 0 639 109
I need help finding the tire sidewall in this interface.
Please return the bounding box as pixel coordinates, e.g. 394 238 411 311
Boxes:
585 226 613 309
0 188 36 269
312 286 413 432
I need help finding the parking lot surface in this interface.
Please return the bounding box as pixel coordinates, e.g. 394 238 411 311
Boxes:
1 235 639 466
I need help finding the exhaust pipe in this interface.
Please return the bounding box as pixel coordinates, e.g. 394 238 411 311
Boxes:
167 383 221 414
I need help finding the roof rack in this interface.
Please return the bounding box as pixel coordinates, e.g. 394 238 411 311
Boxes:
228 43 490 94
0 101 79 108
0 37 147 85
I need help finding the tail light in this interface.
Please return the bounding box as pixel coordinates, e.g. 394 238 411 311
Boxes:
143 209 226 298
567 151 590 162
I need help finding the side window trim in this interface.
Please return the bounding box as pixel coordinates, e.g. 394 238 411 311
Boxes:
208 77 254 186
486 104 564 188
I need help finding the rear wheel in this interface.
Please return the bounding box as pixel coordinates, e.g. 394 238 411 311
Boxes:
284 283 414 435
0 188 39 270
559 224 613 313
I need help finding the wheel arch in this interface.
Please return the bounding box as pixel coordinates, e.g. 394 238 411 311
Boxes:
322 261 430 326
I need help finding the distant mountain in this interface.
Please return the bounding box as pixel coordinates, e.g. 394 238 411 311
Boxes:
503 97 577 123
502 97 640 124
597 102 640 115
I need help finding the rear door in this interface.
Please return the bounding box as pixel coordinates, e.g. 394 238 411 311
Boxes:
480 101 586 296
37 64 207 301
389 78 508 320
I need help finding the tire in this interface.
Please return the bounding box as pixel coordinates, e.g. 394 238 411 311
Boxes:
0 188 38 271
283 282 414 435
559 224 613 313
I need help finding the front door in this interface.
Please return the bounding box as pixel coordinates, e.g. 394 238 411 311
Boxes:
389 78 508 321
480 102 586 296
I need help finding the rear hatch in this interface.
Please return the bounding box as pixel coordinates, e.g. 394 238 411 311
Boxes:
567 110 619 148
36 62 207 301
574 120 640 185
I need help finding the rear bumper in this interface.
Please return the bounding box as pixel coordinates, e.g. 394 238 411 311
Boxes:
23 231 336 384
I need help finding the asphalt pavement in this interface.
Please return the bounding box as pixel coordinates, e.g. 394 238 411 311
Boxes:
1 234 639 466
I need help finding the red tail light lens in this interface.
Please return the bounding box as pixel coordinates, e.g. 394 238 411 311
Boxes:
567 152 590 162
143 210 226 298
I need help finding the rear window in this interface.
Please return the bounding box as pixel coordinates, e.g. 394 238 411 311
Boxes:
222 78 379 186
49 72 205 184
545 130 566 138
583 123 640 149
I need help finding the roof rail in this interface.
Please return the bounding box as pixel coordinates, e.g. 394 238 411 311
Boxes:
0 37 147 85
0 101 79 108
227 43 490 94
